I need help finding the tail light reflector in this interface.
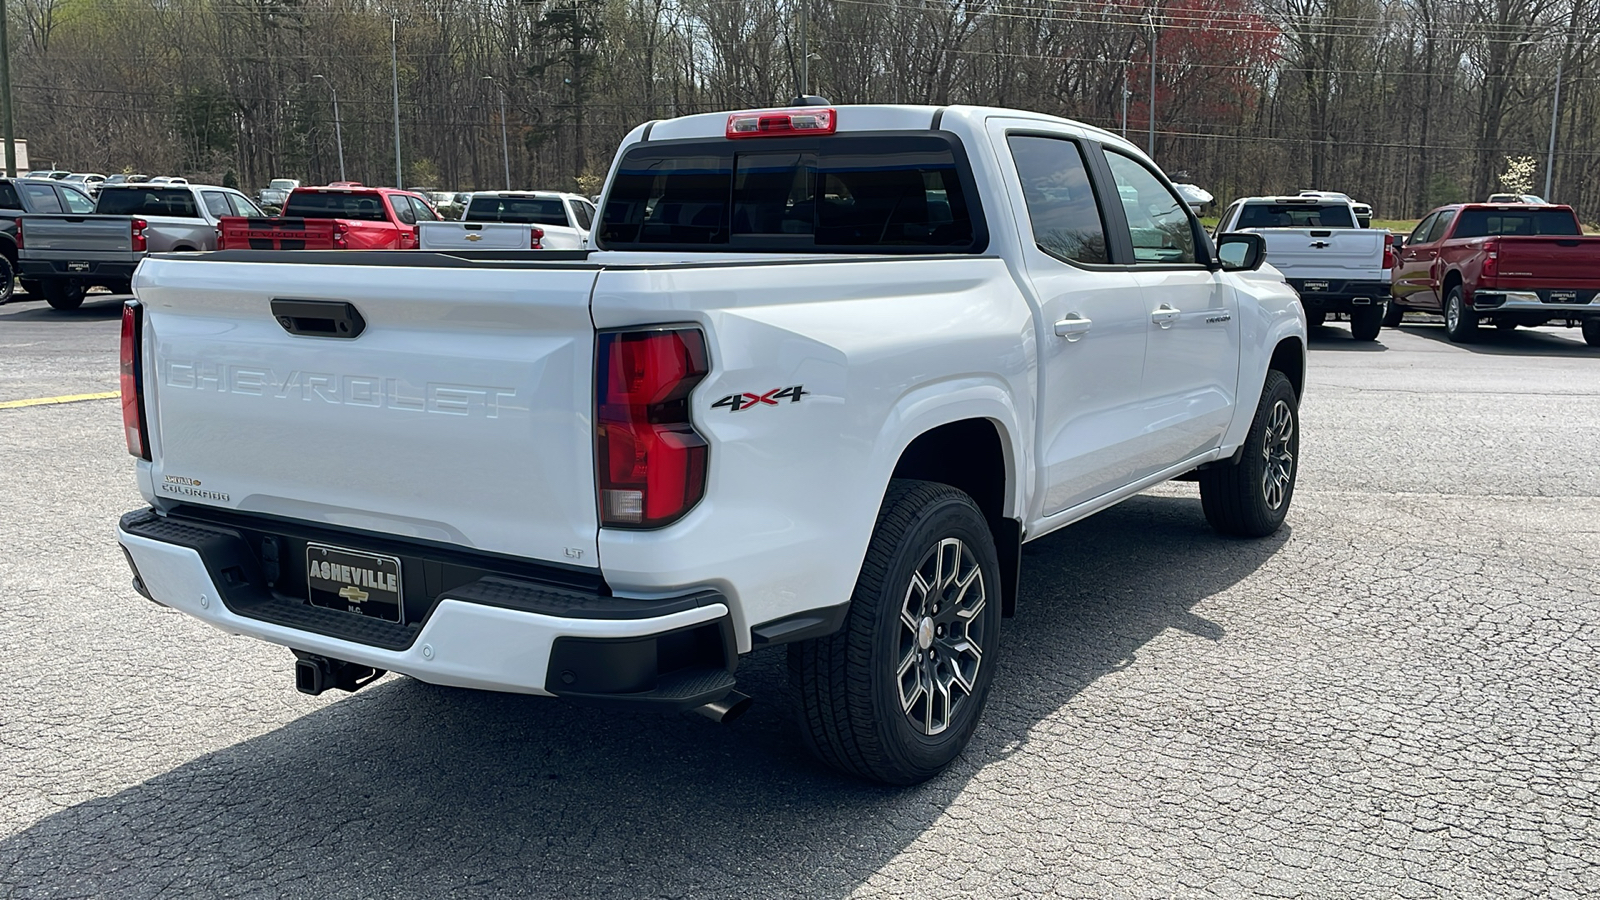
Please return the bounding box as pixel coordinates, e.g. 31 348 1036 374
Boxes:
1482 239 1499 281
215 226 225 250
13 217 22 249
596 328 710 527
530 226 545 249
131 218 148 253
1381 232 1396 270
727 107 837 138
332 221 349 249
120 302 151 460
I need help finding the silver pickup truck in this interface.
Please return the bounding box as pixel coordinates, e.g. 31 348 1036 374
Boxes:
18 183 265 310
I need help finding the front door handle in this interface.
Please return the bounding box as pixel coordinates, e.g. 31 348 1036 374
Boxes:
1151 303 1180 329
1054 314 1092 341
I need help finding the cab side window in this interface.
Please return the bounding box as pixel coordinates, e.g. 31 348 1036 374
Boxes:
0 182 22 210
58 186 96 214
1424 211 1455 243
1006 135 1108 265
23 182 62 213
1408 213 1438 245
1103 151 1198 265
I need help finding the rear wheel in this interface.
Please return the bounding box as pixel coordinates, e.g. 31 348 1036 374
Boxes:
789 479 1001 785
44 280 86 311
0 256 13 305
1443 286 1478 343
18 277 40 298
1383 300 1405 327
1199 370 1298 538
1349 305 1383 341
1583 319 1600 348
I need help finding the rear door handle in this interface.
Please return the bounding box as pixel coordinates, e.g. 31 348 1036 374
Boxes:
1054 314 1092 341
1151 303 1180 329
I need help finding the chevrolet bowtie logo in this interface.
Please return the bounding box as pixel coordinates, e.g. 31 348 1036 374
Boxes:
339 585 370 603
464 233 483 241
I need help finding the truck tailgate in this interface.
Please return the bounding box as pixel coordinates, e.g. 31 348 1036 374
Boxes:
135 255 602 567
19 215 134 253
1255 229 1386 280
417 221 535 251
1490 236 1600 291
218 217 340 250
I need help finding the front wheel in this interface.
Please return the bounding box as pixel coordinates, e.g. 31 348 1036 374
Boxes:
1383 301 1405 327
1443 286 1478 343
789 480 1002 785
1350 305 1384 341
1199 370 1299 538
1583 319 1600 348
44 280 86 311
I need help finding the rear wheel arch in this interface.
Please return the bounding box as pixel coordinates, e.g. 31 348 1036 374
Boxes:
1442 269 1464 303
0 234 16 265
889 418 1020 617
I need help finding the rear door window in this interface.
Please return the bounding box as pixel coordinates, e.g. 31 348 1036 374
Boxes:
1408 213 1439 245
570 199 593 231
599 133 984 252
23 182 62 213
0 182 20 209
201 191 232 219
1007 135 1108 265
58 186 96 214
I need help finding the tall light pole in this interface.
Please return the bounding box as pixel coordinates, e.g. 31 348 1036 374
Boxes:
1121 58 1130 138
1543 53 1563 200
800 0 809 97
483 76 511 190
391 14 403 188
0 0 16 178
312 75 346 183
1146 9 1158 157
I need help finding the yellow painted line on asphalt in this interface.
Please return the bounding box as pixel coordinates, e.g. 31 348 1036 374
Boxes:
0 391 120 410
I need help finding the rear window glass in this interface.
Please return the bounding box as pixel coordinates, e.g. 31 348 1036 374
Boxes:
467 196 568 226
1235 203 1355 229
599 134 983 252
1452 208 1580 238
283 191 390 221
95 188 199 218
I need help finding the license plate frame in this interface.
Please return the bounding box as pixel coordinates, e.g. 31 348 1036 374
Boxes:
67 261 89 273
1547 290 1579 304
1303 281 1329 293
305 543 404 624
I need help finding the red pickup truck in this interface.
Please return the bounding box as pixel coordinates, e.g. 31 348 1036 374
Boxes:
1388 203 1600 345
215 185 440 251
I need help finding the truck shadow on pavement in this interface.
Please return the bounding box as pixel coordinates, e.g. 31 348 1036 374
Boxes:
1400 322 1597 358
0 493 1286 899
0 295 129 320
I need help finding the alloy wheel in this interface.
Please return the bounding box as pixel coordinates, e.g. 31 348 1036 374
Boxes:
896 537 987 736
1261 399 1295 510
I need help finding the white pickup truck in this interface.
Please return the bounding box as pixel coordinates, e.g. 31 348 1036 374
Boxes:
416 191 595 251
1215 195 1393 340
116 103 1306 784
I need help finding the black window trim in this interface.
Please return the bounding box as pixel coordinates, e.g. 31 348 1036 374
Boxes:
1002 129 1122 272
594 129 990 255
1092 144 1216 272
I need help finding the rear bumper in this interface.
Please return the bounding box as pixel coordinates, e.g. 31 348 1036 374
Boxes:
1286 279 1390 312
1470 290 1600 317
18 257 141 280
117 508 736 706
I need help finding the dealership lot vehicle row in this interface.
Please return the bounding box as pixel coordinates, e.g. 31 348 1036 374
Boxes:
2 299 1596 897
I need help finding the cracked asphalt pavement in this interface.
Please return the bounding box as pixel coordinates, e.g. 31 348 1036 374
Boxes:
2 296 1597 898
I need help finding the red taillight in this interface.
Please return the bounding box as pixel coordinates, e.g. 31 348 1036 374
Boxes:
530 226 545 249
13 218 22 249
215 226 225 250
1482 239 1499 281
332 221 349 249
726 106 837 138
1382 232 1396 270
596 328 710 527
120 302 150 460
131 218 148 253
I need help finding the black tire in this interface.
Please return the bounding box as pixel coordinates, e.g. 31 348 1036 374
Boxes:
1350 305 1383 341
789 479 1002 785
1383 300 1404 327
1306 310 1326 329
1443 285 1478 343
44 280 86 311
1583 319 1600 348
18 277 40 298
0 256 13 305
1199 370 1299 538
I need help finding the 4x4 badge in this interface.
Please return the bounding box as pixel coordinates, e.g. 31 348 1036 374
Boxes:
711 385 807 412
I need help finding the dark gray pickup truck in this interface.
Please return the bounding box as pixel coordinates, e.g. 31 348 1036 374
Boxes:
17 183 264 310
0 177 99 305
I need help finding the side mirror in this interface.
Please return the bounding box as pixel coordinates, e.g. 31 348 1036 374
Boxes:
1215 232 1266 271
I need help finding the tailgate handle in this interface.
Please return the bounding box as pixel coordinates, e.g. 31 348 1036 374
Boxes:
271 299 366 339
464 223 484 231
